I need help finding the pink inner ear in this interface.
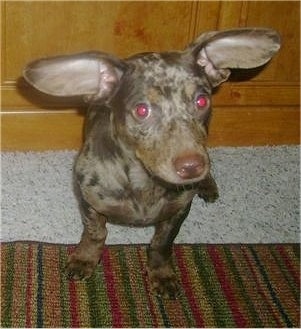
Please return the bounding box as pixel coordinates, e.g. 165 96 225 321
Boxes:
96 69 118 96
197 56 216 78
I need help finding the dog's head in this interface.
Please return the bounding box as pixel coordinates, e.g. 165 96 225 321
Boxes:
23 28 280 185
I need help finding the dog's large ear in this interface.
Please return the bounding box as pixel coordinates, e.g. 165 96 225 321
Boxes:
23 52 127 102
186 28 281 86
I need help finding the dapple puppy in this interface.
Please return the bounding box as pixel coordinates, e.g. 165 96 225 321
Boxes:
23 28 280 298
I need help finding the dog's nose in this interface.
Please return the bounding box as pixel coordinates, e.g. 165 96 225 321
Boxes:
174 154 205 179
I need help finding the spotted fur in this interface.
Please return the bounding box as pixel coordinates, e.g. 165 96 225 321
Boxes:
23 28 281 298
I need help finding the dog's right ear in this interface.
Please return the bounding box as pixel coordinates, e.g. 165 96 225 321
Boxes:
23 51 127 102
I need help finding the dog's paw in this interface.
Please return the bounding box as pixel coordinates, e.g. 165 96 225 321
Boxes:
198 174 219 203
147 266 180 299
198 189 219 203
66 254 97 280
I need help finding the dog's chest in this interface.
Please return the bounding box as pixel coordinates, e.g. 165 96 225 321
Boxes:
76 155 195 226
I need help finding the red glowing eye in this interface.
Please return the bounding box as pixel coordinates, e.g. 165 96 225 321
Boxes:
135 103 150 119
196 95 208 108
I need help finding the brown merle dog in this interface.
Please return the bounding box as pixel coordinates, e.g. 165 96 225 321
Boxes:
23 28 280 298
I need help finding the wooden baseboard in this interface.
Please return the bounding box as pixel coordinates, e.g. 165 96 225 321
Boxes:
207 106 300 147
1 106 299 151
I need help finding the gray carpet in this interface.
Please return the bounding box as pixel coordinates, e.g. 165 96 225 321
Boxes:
1 146 300 244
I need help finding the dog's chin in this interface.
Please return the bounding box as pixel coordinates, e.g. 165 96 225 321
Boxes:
152 170 209 190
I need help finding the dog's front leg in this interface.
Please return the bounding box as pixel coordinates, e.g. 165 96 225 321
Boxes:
198 173 219 203
147 205 191 299
66 204 107 280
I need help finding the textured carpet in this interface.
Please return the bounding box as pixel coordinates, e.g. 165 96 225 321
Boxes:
1 242 299 328
1 146 300 244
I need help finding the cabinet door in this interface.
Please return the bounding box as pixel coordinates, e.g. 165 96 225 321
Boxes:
1 1 299 150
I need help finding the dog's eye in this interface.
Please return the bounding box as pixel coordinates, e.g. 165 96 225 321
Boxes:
195 94 209 110
134 103 151 119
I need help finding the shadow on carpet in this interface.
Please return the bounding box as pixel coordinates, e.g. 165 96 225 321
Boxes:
1 242 300 328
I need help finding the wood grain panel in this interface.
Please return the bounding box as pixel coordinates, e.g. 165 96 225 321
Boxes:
1 1 204 109
192 1 221 35
2 107 299 151
2 1 299 107
245 1 300 82
218 1 247 28
2 82 299 111
1 1 300 151
213 83 300 106
2 1 196 84
207 106 300 147
1 111 84 151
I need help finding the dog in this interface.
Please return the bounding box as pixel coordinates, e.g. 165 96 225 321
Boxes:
23 28 280 298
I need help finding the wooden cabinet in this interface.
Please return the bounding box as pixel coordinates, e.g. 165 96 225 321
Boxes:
1 1 299 150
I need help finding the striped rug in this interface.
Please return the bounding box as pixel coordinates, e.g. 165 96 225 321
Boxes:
1 242 299 328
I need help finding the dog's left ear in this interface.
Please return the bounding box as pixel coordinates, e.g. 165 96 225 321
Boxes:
186 28 281 86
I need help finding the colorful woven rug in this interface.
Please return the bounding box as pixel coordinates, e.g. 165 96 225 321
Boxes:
1 242 299 328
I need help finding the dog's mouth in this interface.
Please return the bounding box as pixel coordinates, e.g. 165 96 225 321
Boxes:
152 175 206 192
157 170 209 187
